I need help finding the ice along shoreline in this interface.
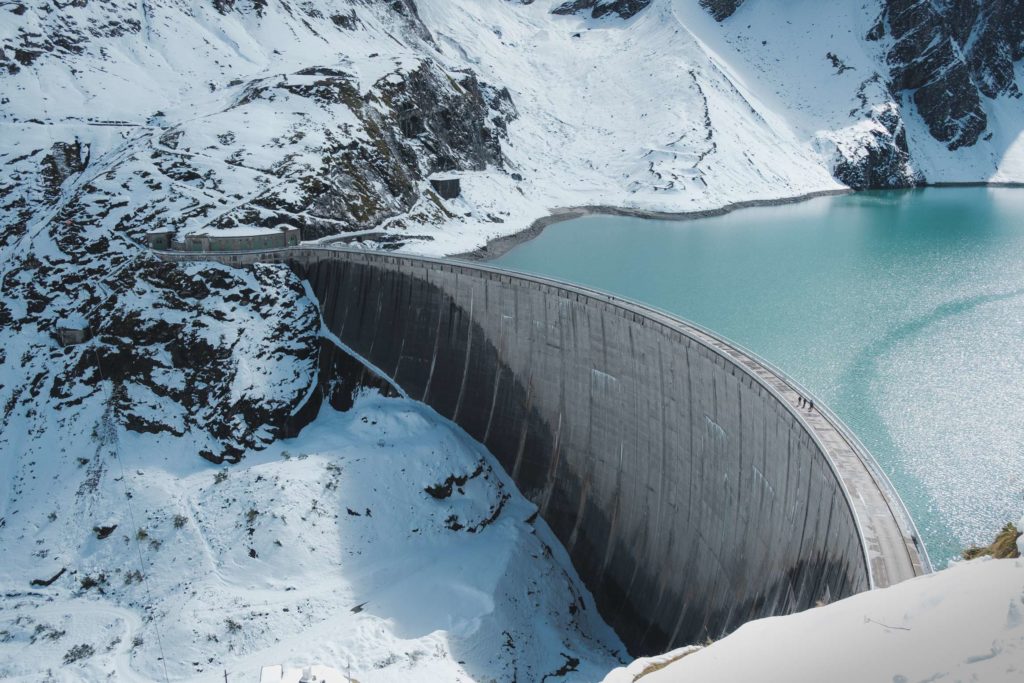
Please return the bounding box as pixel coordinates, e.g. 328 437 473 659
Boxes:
452 181 1024 262
451 188 853 261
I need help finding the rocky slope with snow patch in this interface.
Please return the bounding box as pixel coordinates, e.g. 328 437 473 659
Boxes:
698 0 1024 183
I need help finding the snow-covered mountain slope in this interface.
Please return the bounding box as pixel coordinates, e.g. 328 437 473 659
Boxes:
603 556 1024 682
691 0 1024 184
3 0 1022 258
417 0 841 243
0 392 624 681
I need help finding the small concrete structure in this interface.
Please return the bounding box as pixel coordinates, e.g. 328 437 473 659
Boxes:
145 227 175 251
429 175 460 199
183 224 300 252
56 312 89 346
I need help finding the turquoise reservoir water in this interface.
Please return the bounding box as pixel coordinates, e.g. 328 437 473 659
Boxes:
493 187 1024 564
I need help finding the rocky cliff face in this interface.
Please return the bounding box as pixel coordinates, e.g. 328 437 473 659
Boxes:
552 0 652 19
832 100 922 190
873 0 1023 150
872 0 988 150
702 0 1023 184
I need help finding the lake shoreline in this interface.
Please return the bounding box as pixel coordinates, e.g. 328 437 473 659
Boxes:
468 183 1024 563
451 182 1024 262
451 188 853 261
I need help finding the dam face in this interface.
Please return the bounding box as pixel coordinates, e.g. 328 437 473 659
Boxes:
156 246 927 656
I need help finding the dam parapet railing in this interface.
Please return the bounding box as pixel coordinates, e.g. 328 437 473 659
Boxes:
152 244 930 652
733 347 932 575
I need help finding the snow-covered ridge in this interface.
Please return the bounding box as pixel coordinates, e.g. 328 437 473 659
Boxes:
603 557 1024 682
2 0 1023 680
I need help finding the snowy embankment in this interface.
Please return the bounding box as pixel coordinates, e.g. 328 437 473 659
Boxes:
0 392 623 681
604 557 1024 682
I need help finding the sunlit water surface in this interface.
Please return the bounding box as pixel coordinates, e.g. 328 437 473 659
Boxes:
493 187 1024 564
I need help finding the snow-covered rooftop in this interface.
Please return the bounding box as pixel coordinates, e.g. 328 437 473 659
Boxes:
57 312 88 329
188 225 295 238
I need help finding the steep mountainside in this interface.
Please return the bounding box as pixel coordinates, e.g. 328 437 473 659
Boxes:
697 0 1024 183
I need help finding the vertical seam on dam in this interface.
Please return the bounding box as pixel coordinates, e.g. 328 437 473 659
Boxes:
153 246 929 656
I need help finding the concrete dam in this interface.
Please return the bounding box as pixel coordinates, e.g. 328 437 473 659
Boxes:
157 245 929 655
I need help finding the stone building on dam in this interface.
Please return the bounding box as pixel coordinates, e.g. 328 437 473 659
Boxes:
155 244 931 656
146 224 301 252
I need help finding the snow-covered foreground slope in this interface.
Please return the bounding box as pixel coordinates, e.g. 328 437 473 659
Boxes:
0 391 623 681
604 557 1024 682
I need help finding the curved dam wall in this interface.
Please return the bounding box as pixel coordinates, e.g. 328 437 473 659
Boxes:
156 246 927 656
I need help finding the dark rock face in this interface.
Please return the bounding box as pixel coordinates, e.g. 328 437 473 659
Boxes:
960 0 1024 99
375 64 511 176
40 140 89 198
552 0 652 20
699 0 745 22
873 0 1023 150
833 106 922 190
877 0 987 150
238 61 513 240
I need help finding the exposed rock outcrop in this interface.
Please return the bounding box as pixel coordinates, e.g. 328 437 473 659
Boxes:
552 0 652 20
225 61 515 240
829 75 922 189
874 0 988 150
698 0 745 22
961 522 1022 560
831 106 922 190
40 140 89 198
870 0 1023 150
962 0 1024 99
